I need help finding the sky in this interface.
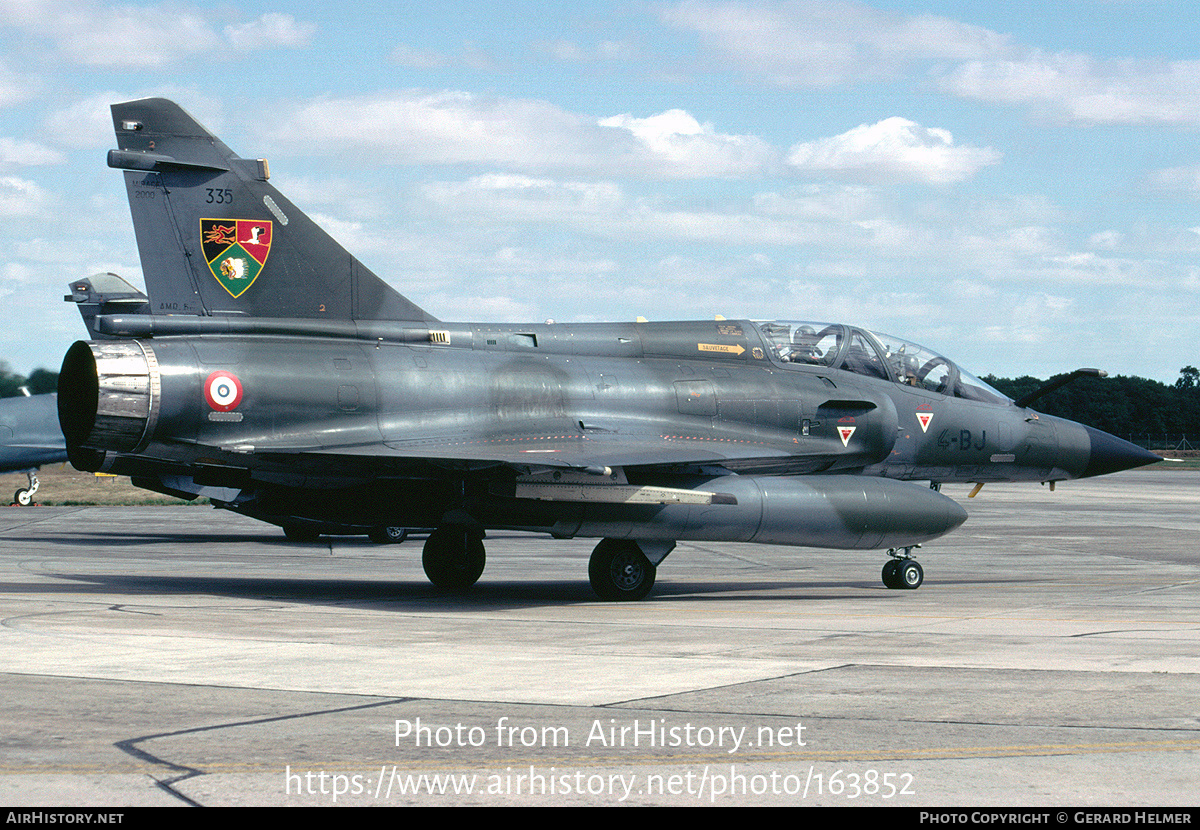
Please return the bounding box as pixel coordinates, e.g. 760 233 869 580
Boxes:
0 0 1198 384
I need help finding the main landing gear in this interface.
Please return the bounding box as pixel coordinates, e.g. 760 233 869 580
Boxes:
882 546 923 589
422 526 486 592
588 539 657 601
416 530 667 600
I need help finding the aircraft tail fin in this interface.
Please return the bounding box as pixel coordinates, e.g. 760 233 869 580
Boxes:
107 98 437 323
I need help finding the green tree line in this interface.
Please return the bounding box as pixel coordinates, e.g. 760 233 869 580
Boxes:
985 367 1200 437
0 363 59 398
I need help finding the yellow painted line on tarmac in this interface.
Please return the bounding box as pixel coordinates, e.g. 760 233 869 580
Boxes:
5 737 1199 776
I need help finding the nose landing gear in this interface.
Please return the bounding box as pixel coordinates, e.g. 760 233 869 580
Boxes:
882 546 923 589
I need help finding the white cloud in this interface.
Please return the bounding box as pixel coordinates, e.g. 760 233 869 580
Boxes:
268 92 609 169
752 184 881 221
786 118 1001 184
423 174 626 222
388 41 499 72
1089 230 1123 250
224 13 315 51
55 5 222 68
420 172 879 249
0 2 314 68
540 39 637 63
270 94 776 179
599 109 778 177
0 60 36 108
272 94 995 184
0 176 51 217
661 1 1200 128
390 44 451 69
0 138 64 167
940 52 1200 126
1044 251 1158 287
660 0 1011 87
41 93 127 150
1145 164 1200 198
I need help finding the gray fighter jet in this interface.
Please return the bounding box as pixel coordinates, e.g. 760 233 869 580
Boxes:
0 392 67 504
56 98 1160 599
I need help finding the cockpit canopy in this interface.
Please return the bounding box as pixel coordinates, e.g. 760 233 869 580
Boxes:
753 321 1009 405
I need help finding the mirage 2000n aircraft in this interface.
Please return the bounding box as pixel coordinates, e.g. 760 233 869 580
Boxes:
57 98 1160 600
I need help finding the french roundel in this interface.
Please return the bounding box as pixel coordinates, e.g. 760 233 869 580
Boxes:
204 370 243 411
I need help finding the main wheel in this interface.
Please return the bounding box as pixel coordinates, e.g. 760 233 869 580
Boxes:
14 488 32 506
369 526 408 544
422 527 485 591
589 539 656 601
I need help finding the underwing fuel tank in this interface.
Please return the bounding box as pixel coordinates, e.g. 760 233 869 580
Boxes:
553 475 969 550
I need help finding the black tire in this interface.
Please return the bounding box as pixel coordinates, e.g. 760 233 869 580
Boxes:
422 527 485 591
589 539 656 601
14 488 31 506
882 559 900 588
369 526 408 544
896 559 924 590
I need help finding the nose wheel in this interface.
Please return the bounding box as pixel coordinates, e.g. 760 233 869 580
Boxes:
882 547 923 589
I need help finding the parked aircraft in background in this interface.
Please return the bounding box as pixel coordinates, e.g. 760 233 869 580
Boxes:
0 392 67 505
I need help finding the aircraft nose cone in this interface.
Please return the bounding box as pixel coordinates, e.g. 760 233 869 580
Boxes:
1082 426 1162 478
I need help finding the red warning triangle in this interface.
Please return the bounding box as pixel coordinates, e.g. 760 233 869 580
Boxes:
916 412 933 433
838 426 856 447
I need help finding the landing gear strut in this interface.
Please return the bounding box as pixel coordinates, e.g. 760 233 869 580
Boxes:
589 539 657 601
422 526 485 591
882 546 923 589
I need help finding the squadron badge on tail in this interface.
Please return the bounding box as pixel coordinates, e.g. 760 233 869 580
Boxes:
201 219 272 298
